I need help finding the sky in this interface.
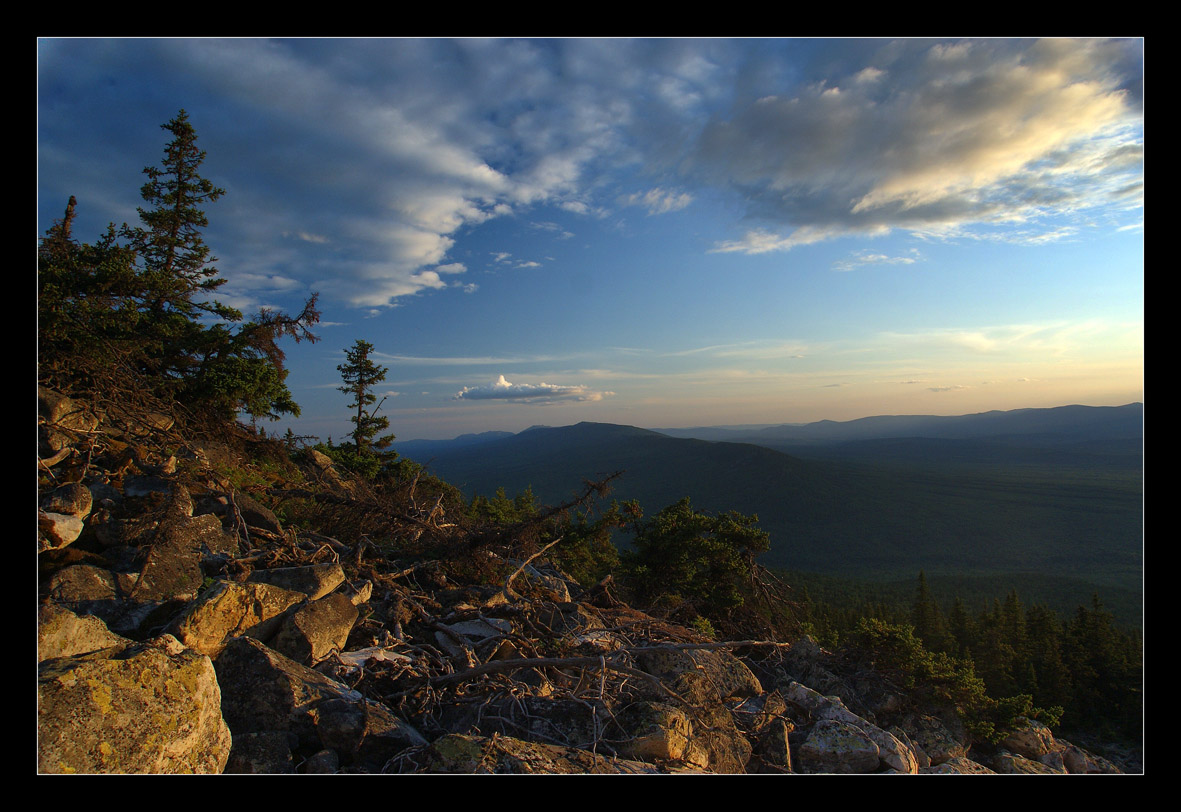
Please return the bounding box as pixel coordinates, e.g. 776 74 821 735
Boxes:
37 37 1144 441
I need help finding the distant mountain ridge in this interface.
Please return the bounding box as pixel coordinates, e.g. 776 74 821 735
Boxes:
654 402 1143 445
396 406 1142 623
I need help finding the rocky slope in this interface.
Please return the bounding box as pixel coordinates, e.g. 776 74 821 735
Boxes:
36 386 1129 774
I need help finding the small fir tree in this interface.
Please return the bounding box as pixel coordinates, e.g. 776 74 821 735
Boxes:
337 339 394 455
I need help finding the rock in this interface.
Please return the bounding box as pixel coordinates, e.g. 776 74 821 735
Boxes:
302 449 354 494
614 701 693 762
247 563 346 600
303 749 340 774
167 580 308 657
38 634 231 774
38 603 131 661
214 636 426 768
636 647 763 705
755 718 794 771
399 733 661 774
200 491 283 534
897 713 968 765
798 719 881 774
920 755 995 774
783 680 918 773
45 563 137 616
41 482 94 517
312 697 428 771
684 703 752 773
1061 742 1123 774
992 750 1063 774
224 731 298 774
39 387 99 456
270 592 360 664
38 511 86 551
1000 716 1056 759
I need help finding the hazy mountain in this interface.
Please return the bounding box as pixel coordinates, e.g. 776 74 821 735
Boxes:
395 431 515 461
656 403 1142 446
399 417 1142 623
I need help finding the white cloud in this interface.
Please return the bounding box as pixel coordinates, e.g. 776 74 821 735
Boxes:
454 374 615 403
832 248 922 272
697 38 1142 253
624 187 694 215
40 38 1142 307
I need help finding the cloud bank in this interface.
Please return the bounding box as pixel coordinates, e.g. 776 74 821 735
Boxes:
39 37 1142 311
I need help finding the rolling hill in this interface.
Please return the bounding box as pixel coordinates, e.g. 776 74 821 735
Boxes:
397 406 1142 624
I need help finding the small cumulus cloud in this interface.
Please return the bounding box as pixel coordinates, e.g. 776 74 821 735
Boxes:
454 374 615 404
832 248 922 272
624 187 694 215
284 231 330 244
530 221 575 239
928 385 971 392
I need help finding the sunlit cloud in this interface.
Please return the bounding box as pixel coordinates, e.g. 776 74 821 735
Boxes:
832 248 922 272
698 38 1142 253
454 374 615 403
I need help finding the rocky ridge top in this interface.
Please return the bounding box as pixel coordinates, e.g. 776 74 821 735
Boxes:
37 386 1129 774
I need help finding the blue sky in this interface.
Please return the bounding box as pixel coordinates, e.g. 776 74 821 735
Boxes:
38 38 1143 441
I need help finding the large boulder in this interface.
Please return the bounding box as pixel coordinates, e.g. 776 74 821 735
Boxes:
167 580 308 657
270 592 359 664
782 681 918 773
247 563 346 601
797 719 881 774
1000 716 1056 759
214 636 426 771
636 646 763 705
38 603 131 661
613 701 694 762
38 634 231 774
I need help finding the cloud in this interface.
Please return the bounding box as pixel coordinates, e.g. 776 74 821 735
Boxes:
454 375 614 403
832 248 922 272
39 38 1142 309
928 385 971 392
624 187 694 215
696 38 1142 253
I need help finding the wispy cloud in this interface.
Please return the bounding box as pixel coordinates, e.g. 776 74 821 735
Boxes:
624 187 694 215
832 248 922 272
40 38 1141 312
454 375 614 403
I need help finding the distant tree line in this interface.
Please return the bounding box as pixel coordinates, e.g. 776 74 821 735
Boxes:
796 572 1142 741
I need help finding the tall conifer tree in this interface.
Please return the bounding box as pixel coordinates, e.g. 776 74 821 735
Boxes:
337 339 394 455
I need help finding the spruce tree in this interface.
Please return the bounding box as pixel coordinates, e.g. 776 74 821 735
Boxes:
39 110 319 422
123 109 238 323
337 339 394 455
